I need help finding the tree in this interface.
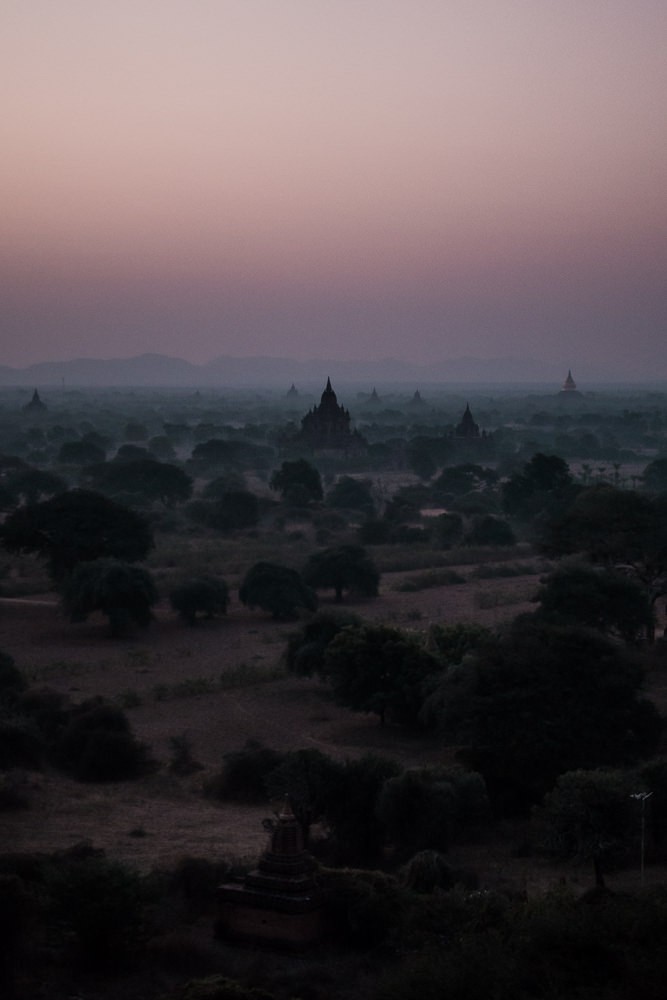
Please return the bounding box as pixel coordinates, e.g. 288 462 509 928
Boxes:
534 562 653 643
502 452 576 521
541 485 667 635
84 459 193 506
325 476 375 516
464 515 516 547
302 544 380 603
429 620 662 813
201 473 247 499
62 558 158 636
0 489 154 582
431 512 464 549
642 458 667 493
264 748 343 843
239 562 317 620
377 767 489 859
269 459 323 505
58 440 106 465
4 467 67 505
322 623 442 726
284 609 361 676
170 577 229 625
533 769 640 883
434 463 498 497
206 490 260 531
325 754 401 865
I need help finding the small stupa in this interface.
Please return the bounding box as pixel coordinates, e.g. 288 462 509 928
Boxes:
217 799 324 949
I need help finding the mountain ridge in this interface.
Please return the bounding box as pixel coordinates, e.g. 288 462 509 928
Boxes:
0 352 658 387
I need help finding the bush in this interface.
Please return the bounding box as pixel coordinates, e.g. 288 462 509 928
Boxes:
205 741 284 803
377 767 490 859
0 652 27 707
48 855 147 967
56 699 149 781
170 577 229 625
170 976 276 1000
284 609 361 676
464 515 516 547
0 717 43 768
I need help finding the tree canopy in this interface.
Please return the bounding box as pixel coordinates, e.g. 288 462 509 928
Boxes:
502 452 576 522
302 544 380 602
83 458 193 506
239 562 317 620
541 485 667 627
427 620 662 812
0 489 154 581
169 576 229 625
533 561 654 643
269 459 323 505
62 558 158 636
325 476 375 516
322 623 442 726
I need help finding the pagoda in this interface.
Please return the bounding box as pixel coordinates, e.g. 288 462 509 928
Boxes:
22 389 47 413
217 800 324 949
559 370 581 396
454 403 480 439
297 378 366 453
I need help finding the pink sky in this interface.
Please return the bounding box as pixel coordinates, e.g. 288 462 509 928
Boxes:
2 1 666 377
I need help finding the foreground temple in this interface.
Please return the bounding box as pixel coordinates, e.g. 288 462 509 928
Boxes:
217 801 324 949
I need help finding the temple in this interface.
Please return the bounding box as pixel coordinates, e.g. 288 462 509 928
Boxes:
297 378 366 454
216 800 324 949
22 388 47 413
559 370 581 397
454 402 480 439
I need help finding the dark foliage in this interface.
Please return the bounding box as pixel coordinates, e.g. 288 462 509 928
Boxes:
84 458 193 506
430 621 663 813
284 609 361 676
323 623 443 726
302 544 380 602
269 458 323 504
239 561 317 619
62 558 158 635
170 577 229 625
56 698 149 781
0 489 153 581
205 741 284 804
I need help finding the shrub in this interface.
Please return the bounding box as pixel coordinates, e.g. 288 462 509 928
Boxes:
56 699 149 781
205 741 284 804
170 577 229 625
171 976 276 1000
0 717 43 769
48 855 147 967
0 652 27 707
464 515 516 547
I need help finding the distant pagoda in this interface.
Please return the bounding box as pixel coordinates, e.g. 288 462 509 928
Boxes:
454 402 480 439
22 388 47 413
559 369 582 398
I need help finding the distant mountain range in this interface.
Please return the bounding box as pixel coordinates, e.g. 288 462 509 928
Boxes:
0 353 655 388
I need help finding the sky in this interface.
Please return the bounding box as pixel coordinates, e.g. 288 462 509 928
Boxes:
2 1 666 378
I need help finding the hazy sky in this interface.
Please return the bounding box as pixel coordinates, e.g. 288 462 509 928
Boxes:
2 1 666 377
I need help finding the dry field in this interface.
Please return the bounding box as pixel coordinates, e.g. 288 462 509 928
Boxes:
2 566 663 894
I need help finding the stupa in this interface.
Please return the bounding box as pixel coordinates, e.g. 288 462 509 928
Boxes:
217 800 325 949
